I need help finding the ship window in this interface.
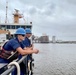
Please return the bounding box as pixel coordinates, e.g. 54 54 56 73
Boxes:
1 25 5 27
21 26 25 29
11 25 15 29
1 25 6 29
16 25 20 29
7 25 11 29
26 26 31 29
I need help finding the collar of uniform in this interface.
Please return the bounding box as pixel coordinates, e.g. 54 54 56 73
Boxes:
15 37 20 43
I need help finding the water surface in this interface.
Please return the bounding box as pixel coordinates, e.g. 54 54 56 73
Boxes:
33 43 76 75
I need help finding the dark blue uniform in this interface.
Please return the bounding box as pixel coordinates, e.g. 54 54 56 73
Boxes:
23 37 32 60
0 37 25 75
23 37 31 47
0 38 24 63
22 37 33 74
16 37 32 75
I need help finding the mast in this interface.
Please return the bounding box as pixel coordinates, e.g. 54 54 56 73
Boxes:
5 1 8 23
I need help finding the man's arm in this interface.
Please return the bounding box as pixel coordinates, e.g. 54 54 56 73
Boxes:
16 47 39 55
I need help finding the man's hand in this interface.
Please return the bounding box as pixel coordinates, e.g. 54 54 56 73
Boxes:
33 49 39 54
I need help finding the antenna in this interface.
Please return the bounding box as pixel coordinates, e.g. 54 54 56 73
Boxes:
22 14 26 23
5 1 8 23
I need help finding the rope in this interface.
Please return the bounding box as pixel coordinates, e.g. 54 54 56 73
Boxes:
8 61 20 75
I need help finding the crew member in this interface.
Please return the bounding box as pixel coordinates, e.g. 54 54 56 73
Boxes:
0 28 39 75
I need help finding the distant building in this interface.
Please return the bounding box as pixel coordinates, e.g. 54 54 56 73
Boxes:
52 36 56 43
39 35 49 43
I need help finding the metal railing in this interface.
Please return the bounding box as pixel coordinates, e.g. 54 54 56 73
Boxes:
1 55 27 75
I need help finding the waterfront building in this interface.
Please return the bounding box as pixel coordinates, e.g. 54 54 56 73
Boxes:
39 35 49 43
52 36 56 43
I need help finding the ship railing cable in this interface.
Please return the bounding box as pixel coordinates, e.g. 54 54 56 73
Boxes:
1 55 27 75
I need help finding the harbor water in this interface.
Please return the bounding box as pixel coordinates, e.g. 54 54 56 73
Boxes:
33 43 76 75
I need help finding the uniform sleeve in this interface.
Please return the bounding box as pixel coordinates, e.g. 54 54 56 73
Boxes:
10 40 21 50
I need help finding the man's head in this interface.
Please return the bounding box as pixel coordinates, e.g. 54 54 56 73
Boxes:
25 28 32 38
15 28 26 41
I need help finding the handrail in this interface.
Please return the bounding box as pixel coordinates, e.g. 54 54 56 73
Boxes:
8 61 20 75
1 55 27 75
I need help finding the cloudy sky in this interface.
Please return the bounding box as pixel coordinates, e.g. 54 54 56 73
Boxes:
0 0 76 40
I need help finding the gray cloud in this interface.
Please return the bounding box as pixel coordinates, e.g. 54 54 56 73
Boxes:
0 0 76 40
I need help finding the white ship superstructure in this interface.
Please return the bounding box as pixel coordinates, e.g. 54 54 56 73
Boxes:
0 9 32 42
